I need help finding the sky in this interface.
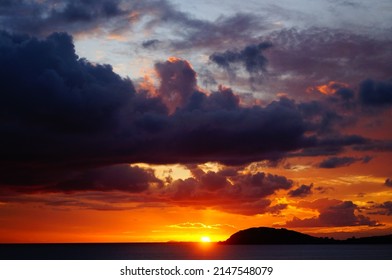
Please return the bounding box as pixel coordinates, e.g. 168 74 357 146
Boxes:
0 0 391 243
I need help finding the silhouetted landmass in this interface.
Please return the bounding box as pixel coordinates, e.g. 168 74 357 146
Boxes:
224 227 392 244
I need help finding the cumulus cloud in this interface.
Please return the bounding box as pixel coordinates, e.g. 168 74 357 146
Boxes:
0 30 387 196
285 199 381 227
155 57 197 113
0 164 162 194
163 166 293 215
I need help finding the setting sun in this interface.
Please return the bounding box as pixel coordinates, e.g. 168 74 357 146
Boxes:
200 236 211 243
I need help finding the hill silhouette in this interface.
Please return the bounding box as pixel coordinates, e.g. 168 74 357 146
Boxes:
224 227 392 244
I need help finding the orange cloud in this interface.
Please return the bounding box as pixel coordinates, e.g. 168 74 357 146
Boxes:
307 81 349 95
138 73 159 96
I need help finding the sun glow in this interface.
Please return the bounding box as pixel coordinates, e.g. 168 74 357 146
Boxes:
200 236 211 243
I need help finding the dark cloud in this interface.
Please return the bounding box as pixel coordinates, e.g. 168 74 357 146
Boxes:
0 31 138 133
53 165 162 193
367 201 392 216
168 166 294 201
210 42 272 82
314 186 334 194
293 134 369 157
267 203 288 215
353 140 392 152
155 57 197 113
0 164 162 194
288 184 313 198
0 0 129 35
359 79 392 107
335 87 355 102
317 156 372 168
165 96 313 165
0 0 270 56
0 30 163 186
286 200 381 227
0 30 386 192
164 166 293 215
142 39 161 49
297 98 357 136
385 178 392 187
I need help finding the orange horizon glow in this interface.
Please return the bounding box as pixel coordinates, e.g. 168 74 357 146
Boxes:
200 236 211 242
1 157 392 243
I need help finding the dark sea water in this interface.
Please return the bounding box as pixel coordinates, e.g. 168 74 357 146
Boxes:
1 243 391 260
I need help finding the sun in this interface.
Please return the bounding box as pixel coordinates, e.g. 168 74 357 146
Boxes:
200 236 211 243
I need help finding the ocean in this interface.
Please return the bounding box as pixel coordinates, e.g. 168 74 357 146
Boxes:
1 243 392 260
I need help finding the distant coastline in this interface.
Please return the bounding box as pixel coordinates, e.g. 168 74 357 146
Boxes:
223 227 392 245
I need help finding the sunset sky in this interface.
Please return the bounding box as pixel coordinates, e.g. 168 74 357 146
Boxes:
0 0 391 243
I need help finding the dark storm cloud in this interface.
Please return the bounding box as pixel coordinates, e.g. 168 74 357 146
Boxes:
0 0 129 35
0 0 269 53
209 42 272 82
0 164 162 193
367 201 392 216
0 28 306 170
317 156 372 168
53 165 162 193
0 30 385 191
297 98 358 136
288 184 313 198
164 96 312 165
0 30 162 187
335 87 355 102
0 31 138 133
359 79 392 107
285 200 381 227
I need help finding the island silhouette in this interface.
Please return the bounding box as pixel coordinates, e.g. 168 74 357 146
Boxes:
223 227 392 244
